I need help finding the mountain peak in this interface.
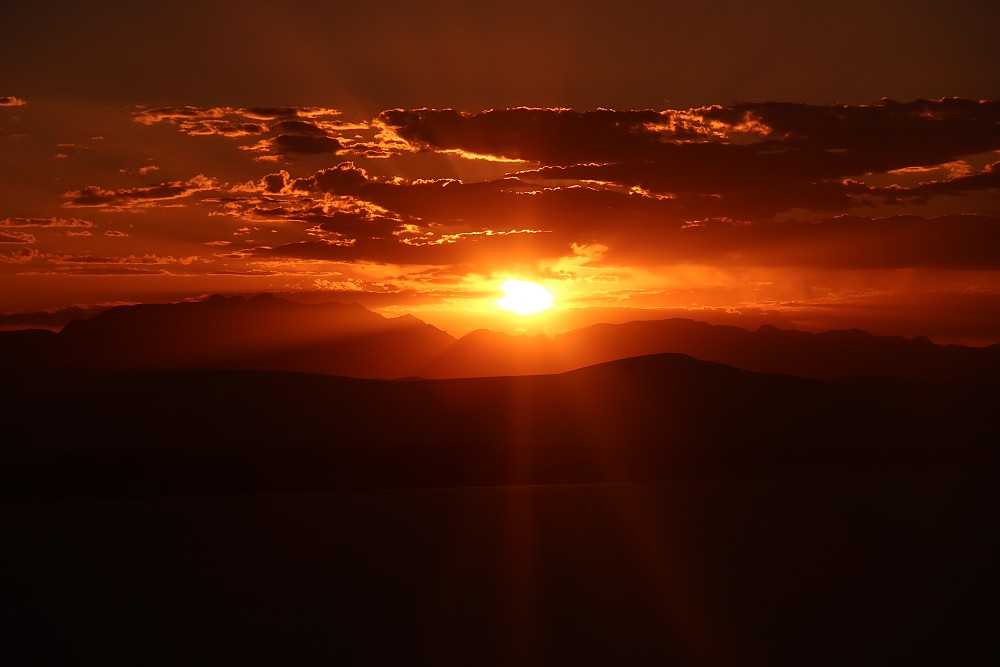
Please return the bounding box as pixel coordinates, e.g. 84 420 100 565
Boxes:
3 298 999 381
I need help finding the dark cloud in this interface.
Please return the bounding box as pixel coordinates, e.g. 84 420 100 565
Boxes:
379 107 669 164
700 98 1000 156
188 150 1000 271
0 231 36 244
0 248 40 263
50 253 195 266
261 171 290 194
134 105 359 159
0 96 26 106
268 134 342 155
272 120 328 136
381 100 1000 170
313 162 371 191
63 175 218 209
244 107 341 120
379 100 1000 219
879 161 1000 202
45 99 1000 281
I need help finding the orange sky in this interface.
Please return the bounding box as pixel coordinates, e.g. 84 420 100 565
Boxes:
2 2 1000 344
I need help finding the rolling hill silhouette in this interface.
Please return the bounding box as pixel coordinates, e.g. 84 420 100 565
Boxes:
429 318 1000 380
2 293 998 380
2 309 996 664
3 353 993 503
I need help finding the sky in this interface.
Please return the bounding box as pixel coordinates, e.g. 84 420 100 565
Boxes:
3 0 1000 343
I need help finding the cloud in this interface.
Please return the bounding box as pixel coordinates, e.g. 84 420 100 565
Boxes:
249 226 571 270
309 162 371 192
95 152 991 273
1 217 95 228
0 96 26 107
47 99 1000 279
133 105 363 159
28 253 203 275
0 231 36 244
30 266 168 276
241 133 343 156
877 160 1000 202
0 248 41 263
133 106 267 137
63 175 218 210
379 107 670 164
120 165 160 175
381 99 1000 165
380 100 1000 210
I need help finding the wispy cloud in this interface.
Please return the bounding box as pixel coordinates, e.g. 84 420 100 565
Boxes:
0 231 36 244
1 217 95 228
63 175 219 210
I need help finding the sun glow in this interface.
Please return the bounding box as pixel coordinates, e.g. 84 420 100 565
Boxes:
497 279 554 315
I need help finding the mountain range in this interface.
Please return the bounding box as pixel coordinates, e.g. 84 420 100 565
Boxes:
2 295 996 664
2 293 999 380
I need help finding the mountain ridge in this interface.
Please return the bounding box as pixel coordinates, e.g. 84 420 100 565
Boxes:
2 293 998 381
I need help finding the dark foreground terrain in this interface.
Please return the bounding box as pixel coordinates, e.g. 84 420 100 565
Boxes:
2 354 996 664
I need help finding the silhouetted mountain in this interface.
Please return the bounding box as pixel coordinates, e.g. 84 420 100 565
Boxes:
424 318 1000 380
2 354 995 665
0 293 455 378
427 328 561 377
0 304 109 330
3 353 993 503
3 293 1000 381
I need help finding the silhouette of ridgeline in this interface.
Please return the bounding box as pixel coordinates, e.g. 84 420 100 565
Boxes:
2 353 995 502
0 294 454 378
3 354 994 666
1 293 999 380
3 298 995 666
430 319 1000 380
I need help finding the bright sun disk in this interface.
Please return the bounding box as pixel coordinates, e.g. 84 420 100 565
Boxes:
496 279 554 315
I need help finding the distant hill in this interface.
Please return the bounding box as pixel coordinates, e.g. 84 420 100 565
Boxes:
2 353 994 503
3 350 995 665
2 293 999 380
426 318 1000 380
0 293 455 378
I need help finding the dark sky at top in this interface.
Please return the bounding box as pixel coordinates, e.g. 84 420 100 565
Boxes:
5 1 999 111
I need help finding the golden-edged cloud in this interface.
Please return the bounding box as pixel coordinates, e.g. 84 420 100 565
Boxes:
5 98 990 322
63 175 219 210
133 105 366 159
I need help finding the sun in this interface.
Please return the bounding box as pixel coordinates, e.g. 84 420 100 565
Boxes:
496 279 554 315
